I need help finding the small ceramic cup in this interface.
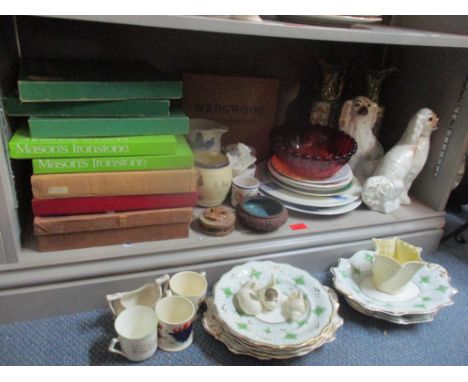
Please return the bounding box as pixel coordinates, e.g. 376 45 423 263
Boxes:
169 271 208 309
155 292 196 352
108 305 158 362
231 175 260 207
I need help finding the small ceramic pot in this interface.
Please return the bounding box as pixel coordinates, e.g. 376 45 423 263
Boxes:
372 237 425 294
187 119 228 153
231 175 260 207
195 151 233 207
237 196 288 232
199 206 236 237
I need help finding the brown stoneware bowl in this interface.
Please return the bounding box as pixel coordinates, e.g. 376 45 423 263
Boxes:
237 196 288 232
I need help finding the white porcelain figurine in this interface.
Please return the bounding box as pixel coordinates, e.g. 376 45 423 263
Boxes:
284 289 307 322
339 96 384 180
361 108 439 213
234 279 263 316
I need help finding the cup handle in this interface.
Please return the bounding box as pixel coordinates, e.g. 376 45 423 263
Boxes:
164 289 173 297
108 338 126 358
200 271 207 279
106 294 121 317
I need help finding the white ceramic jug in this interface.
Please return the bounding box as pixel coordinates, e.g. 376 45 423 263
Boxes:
187 119 228 152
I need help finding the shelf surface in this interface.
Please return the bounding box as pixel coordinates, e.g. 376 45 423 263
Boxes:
44 15 468 48
18 199 444 268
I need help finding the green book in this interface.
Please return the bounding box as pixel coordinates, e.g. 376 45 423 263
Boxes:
8 127 177 159
3 96 170 117
18 59 182 102
27 111 189 138
32 136 194 174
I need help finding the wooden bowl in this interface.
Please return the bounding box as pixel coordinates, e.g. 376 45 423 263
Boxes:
237 196 288 232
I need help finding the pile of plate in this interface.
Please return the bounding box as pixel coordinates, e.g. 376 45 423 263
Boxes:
203 261 343 360
257 159 362 216
331 250 458 324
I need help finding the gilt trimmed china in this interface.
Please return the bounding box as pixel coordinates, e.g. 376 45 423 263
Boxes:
203 261 343 359
331 249 457 324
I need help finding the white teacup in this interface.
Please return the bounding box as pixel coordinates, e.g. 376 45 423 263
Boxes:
231 175 259 207
169 271 208 309
108 305 158 362
155 293 195 352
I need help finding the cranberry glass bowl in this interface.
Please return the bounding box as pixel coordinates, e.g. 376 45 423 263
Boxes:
271 123 357 180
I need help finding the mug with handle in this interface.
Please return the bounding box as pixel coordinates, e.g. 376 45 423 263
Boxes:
155 291 196 352
168 271 208 309
108 305 158 362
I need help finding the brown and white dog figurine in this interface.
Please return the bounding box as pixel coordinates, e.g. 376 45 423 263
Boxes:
339 96 384 180
361 108 439 213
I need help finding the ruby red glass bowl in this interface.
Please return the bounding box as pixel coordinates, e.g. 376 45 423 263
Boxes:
271 123 357 180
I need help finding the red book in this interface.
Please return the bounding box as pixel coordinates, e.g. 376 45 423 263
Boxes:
32 193 198 216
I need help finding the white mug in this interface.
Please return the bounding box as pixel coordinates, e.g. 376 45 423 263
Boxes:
231 175 259 207
108 305 158 362
155 293 195 352
169 271 208 309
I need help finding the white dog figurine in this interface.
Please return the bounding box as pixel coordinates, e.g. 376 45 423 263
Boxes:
361 108 439 213
339 96 384 180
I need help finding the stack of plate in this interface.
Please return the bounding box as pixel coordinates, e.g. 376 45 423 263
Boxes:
257 159 362 216
331 250 458 324
203 261 343 360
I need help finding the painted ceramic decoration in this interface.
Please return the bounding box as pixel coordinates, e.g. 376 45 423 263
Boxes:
361 108 439 213
339 95 384 180
213 261 338 347
372 237 425 294
331 250 457 324
187 118 228 152
106 274 170 316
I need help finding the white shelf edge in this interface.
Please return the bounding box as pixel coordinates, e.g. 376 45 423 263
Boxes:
42 15 468 49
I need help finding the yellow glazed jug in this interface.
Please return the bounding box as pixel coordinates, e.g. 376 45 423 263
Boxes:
372 237 425 294
195 151 233 207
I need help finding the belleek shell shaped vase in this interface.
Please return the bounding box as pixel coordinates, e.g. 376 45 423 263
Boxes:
372 237 425 294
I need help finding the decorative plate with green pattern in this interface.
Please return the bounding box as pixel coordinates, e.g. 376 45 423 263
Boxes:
331 250 457 319
213 261 333 347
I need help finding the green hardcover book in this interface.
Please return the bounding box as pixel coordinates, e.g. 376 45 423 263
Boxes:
18 59 182 102
28 111 188 138
8 127 177 159
32 136 194 174
3 96 170 117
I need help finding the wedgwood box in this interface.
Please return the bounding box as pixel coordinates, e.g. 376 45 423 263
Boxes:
31 168 198 199
34 208 193 252
182 73 280 161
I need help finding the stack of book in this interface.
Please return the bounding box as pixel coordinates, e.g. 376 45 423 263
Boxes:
6 59 197 252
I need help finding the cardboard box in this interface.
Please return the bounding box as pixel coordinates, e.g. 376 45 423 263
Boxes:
31 168 198 199
182 73 280 160
34 207 193 251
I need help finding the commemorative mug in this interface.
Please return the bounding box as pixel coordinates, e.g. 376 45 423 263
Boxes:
231 175 259 207
169 271 208 309
155 292 196 352
108 305 158 362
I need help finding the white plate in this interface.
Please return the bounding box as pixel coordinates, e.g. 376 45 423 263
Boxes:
330 250 458 321
213 261 334 347
268 160 353 190
269 174 353 197
258 164 361 208
280 199 362 216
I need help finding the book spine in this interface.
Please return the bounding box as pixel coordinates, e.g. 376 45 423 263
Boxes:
19 81 183 102
9 134 177 159
36 223 190 252
28 116 188 138
31 168 198 199
32 193 198 216
3 97 170 117
32 154 194 174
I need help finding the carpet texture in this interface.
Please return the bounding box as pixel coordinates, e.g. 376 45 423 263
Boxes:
1 210 467 366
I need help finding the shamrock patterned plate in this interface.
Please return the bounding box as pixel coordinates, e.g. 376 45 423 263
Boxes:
203 290 342 359
331 250 457 322
213 261 334 347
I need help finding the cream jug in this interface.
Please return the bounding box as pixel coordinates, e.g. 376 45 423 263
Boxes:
187 119 228 152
